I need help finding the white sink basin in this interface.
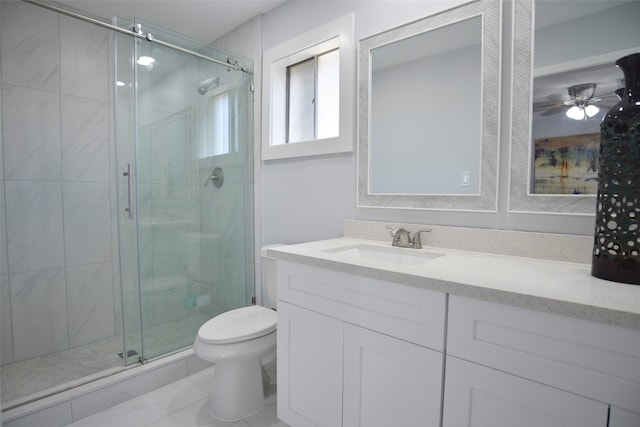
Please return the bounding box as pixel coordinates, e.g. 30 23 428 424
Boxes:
323 244 443 266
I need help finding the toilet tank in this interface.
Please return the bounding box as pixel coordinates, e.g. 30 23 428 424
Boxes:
261 245 285 309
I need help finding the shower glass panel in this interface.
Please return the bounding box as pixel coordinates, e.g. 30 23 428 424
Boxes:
115 18 254 362
113 23 143 366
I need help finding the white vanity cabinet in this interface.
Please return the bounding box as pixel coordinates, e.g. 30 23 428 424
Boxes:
271 238 640 427
445 295 640 426
276 261 446 427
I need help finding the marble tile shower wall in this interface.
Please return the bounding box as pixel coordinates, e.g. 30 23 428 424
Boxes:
0 1 118 364
199 159 250 317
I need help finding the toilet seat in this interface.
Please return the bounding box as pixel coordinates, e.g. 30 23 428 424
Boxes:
197 305 276 345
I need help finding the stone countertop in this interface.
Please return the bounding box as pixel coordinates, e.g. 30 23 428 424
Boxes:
268 238 640 330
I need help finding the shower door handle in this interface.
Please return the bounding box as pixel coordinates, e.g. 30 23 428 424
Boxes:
123 163 133 220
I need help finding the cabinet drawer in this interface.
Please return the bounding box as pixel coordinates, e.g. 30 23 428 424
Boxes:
277 261 446 351
448 295 640 412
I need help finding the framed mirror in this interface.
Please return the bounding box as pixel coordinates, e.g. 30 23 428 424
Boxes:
509 0 640 214
357 0 501 211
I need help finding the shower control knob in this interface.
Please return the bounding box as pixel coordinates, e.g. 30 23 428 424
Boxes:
204 167 224 188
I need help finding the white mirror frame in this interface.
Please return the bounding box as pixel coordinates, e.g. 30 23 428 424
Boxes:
357 0 501 211
508 0 596 215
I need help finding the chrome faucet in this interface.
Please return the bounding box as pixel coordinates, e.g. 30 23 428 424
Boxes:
411 229 431 249
386 226 411 247
386 226 432 249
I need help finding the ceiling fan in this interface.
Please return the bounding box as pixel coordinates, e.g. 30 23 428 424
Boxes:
533 83 614 121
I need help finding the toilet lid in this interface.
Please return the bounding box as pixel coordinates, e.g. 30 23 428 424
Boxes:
197 305 277 344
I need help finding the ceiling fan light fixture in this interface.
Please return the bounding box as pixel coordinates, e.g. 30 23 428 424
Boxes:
565 103 599 121
585 104 600 117
566 105 585 120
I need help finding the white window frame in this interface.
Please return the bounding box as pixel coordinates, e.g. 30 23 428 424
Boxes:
262 13 355 161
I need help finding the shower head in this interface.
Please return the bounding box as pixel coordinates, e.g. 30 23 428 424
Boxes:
198 77 220 95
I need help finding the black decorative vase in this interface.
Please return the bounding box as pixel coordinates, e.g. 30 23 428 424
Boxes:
592 53 640 285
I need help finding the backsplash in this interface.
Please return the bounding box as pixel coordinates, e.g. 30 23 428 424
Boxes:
344 219 592 264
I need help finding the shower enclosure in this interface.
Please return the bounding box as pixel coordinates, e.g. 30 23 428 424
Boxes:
0 0 254 408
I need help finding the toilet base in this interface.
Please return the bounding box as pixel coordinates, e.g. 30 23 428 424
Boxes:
208 358 276 422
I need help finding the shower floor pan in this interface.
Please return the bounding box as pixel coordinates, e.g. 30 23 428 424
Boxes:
1 312 209 408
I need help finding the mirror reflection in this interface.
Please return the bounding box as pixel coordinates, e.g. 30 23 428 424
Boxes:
370 16 482 195
531 65 620 195
529 0 638 196
509 0 639 214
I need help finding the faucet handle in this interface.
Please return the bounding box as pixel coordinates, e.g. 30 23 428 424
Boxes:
385 225 402 246
411 229 432 249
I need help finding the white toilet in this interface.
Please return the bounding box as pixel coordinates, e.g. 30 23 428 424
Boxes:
193 246 281 422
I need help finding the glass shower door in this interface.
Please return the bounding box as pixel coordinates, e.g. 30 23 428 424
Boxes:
116 19 254 362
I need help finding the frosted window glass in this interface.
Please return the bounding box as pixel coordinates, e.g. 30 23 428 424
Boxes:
212 93 229 155
317 49 339 139
287 58 315 143
200 92 229 158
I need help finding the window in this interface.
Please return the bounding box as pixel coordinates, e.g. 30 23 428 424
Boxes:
287 49 340 143
262 14 355 160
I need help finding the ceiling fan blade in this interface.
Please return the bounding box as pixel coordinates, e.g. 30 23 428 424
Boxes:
540 105 569 116
596 93 620 100
533 100 563 110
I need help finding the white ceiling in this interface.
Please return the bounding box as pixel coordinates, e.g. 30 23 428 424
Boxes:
56 0 287 44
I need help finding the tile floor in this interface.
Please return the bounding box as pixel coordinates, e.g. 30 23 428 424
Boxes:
63 366 289 427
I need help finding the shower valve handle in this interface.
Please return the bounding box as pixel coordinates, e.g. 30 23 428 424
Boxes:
204 167 224 188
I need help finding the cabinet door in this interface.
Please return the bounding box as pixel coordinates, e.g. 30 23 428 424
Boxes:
277 301 343 427
447 295 640 412
443 356 609 427
343 324 443 427
610 407 640 427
